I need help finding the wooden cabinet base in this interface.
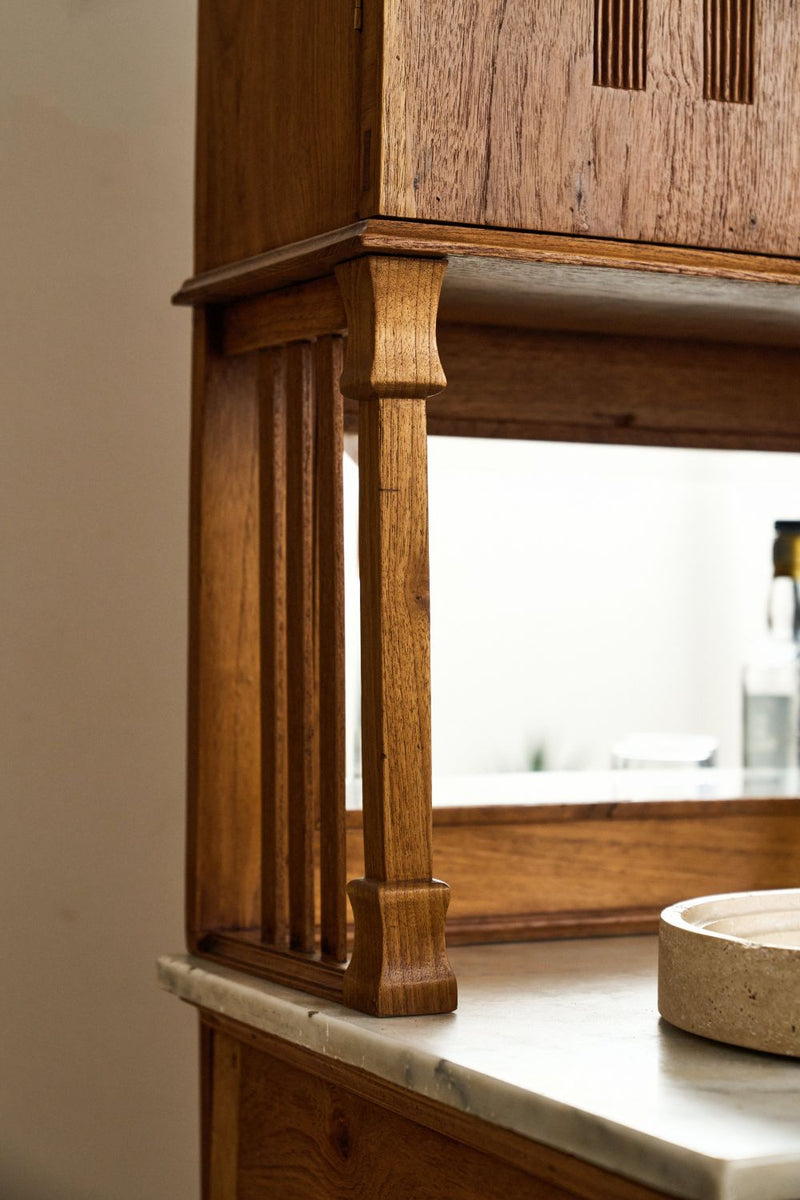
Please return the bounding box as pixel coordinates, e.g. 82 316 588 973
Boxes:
201 1012 671 1200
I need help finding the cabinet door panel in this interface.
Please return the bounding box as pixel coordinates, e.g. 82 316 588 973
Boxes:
379 0 800 256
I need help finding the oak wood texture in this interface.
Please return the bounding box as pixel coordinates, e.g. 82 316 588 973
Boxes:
351 800 800 944
198 796 800 990
336 256 456 1016
201 1014 673 1200
187 314 261 944
223 303 800 453
594 0 647 90
194 2 799 265
220 257 800 356
429 323 800 451
194 1 360 271
223 277 347 358
206 1022 242 1200
258 350 289 948
284 343 318 954
175 219 800 310
704 0 754 103
199 934 345 1004
314 337 348 964
378 0 800 256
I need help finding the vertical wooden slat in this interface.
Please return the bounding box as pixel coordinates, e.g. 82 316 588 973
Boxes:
315 336 348 963
207 1029 242 1200
742 0 754 104
724 0 733 101
259 348 290 947
187 310 262 945
285 341 318 953
633 0 647 92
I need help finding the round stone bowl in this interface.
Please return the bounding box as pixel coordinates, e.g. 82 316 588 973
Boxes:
659 888 800 1057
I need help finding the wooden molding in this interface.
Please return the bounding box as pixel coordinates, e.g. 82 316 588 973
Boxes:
173 218 800 309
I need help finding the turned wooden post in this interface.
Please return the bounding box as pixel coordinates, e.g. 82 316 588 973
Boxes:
335 255 457 1017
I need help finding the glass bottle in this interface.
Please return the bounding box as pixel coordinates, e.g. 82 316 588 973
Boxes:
742 521 800 769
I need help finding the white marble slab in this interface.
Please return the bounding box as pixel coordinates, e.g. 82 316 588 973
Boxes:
158 938 800 1200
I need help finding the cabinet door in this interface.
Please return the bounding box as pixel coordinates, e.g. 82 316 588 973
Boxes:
378 0 800 256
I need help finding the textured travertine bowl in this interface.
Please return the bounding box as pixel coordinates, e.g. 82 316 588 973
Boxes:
659 889 800 1057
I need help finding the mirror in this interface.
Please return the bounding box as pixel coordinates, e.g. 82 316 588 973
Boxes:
343 437 800 806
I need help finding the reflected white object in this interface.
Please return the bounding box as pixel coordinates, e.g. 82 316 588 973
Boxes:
612 732 718 769
659 888 800 1057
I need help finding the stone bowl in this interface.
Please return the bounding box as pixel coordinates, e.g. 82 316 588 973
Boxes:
658 888 800 1057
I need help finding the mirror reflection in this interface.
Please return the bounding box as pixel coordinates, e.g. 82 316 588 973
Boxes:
343 437 800 806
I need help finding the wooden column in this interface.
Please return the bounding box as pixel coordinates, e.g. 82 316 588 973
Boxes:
335 256 457 1016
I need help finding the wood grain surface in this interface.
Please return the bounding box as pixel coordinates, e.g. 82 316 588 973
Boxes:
314 337 348 964
187 315 261 943
202 1016 674 1200
284 343 318 954
194 0 361 271
336 257 456 1015
379 0 800 255
259 349 289 948
430 322 800 451
175 219 800 310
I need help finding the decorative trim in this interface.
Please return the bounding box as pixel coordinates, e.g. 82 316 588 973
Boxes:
172 219 800 310
704 0 755 103
594 0 647 90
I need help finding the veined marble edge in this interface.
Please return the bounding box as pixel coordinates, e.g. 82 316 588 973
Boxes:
157 953 733 1200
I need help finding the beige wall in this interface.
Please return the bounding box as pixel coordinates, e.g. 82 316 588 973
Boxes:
1 3 198 1196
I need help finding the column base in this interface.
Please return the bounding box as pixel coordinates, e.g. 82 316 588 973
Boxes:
343 878 458 1017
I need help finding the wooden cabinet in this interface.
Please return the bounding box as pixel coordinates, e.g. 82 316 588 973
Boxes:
195 0 800 270
175 2 800 1192
200 1015 671 1200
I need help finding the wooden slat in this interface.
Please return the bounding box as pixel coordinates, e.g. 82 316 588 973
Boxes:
284 342 318 953
314 337 348 963
187 311 262 943
207 1028 242 1200
259 349 290 948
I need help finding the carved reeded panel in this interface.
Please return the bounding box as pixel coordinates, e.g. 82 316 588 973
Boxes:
594 0 647 90
704 0 755 103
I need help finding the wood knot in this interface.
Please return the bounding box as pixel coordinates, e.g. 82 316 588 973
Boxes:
329 1107 352 1161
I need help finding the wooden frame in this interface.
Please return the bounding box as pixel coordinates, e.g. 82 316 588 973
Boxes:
201 1011 673 1200
182 220 800 1017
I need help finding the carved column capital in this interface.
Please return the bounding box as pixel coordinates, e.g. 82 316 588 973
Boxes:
335 256 447 402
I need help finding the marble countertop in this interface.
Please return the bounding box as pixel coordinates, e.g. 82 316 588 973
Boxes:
158 937 800 1200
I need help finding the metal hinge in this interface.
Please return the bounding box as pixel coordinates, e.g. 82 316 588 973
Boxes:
354 0 363 30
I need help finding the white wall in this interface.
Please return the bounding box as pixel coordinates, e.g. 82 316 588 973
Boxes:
0 3 198 1198
424 439 800 775
345 441 800 780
